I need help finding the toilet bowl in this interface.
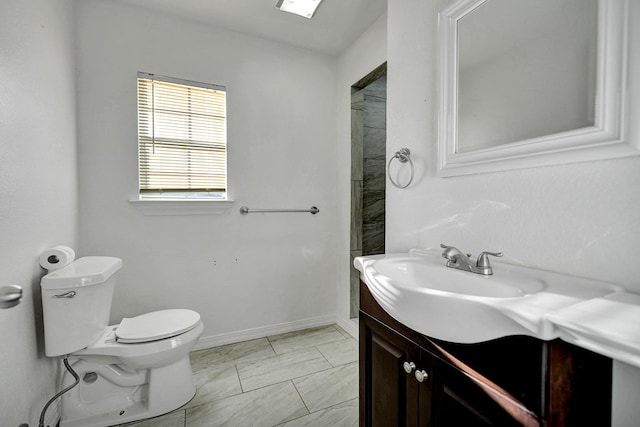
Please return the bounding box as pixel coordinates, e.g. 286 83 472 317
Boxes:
41 257 204 427
78 309 202 368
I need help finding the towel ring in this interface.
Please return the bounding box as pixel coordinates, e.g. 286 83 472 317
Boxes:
387 148 414 189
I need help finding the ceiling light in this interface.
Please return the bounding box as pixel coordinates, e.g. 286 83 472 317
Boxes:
276 0 323 19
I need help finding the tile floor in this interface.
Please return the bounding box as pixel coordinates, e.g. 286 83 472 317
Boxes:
120 324 359 427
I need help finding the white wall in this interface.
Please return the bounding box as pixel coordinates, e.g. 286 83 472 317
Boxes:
386 0 640 425
75 0 339 345
0 0 78 424
335 13 388 336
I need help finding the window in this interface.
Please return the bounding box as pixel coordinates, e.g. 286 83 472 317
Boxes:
137 72 227 199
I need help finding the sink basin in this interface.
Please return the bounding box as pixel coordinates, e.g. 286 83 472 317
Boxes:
372 256 545 298
355 249 622 344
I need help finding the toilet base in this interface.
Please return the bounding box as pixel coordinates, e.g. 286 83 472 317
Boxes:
59 356 196 427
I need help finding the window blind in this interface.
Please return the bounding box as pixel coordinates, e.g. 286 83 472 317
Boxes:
137 72 227 198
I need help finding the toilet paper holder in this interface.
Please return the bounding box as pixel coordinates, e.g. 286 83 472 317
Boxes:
0 284 23 309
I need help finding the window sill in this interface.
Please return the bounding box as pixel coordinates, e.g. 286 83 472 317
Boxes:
128 199 236 216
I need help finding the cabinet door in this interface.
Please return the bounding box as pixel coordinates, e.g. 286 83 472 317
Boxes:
360 313 423 427
432 357 540 427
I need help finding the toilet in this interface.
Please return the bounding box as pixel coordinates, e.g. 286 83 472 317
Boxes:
40 256 203 427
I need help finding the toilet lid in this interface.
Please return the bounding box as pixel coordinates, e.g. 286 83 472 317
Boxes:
115 309 201 343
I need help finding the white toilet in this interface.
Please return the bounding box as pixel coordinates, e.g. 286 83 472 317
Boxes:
41 256 204 427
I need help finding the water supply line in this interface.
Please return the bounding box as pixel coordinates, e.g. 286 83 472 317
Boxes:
38 357 79 427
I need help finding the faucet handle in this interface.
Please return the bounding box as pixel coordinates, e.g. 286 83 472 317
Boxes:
440 243 462 259
476 251 503 267
440 244 472 259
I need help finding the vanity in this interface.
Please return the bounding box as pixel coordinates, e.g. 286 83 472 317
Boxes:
355 249 639 427
360 282 611 426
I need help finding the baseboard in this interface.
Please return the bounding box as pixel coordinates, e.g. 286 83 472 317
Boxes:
336 316 359 340
193 314 337 351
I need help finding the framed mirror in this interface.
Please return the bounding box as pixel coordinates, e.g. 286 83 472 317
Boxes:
437 0 635 177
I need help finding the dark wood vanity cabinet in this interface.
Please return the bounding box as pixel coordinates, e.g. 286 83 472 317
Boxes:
359 312 429 426
359 281 613 427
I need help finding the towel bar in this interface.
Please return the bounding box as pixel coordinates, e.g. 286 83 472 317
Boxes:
239 206 319 215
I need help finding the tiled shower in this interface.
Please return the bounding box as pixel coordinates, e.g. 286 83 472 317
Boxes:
350 65 387 318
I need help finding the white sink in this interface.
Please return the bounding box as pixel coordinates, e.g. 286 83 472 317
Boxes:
372 255 545 298
355 249 622 344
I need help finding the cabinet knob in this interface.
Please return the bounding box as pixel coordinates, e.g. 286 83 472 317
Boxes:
403 361 416 374
415 369 429 383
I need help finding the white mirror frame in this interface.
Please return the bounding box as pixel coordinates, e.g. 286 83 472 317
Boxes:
437 0 636 177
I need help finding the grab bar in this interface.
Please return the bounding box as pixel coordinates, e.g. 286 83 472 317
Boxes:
240 206 319 215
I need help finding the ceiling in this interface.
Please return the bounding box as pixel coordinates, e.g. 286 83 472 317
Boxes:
115 0 388 55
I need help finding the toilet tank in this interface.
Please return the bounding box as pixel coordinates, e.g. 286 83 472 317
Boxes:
41 256 123 357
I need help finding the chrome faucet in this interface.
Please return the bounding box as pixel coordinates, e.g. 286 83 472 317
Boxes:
440 244 503 276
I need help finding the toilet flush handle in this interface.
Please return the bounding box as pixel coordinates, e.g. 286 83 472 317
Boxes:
54 291 77 298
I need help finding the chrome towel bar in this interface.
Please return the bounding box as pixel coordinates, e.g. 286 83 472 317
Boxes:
240 206 319 215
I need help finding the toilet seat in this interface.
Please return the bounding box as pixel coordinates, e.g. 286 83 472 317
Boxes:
116 309 201 343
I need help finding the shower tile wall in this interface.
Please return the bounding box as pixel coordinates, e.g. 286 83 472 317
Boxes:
350 89 364 319
362 77 386 255
350 75 386 318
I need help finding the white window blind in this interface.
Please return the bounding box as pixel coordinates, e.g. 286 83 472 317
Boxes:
137 72 227 198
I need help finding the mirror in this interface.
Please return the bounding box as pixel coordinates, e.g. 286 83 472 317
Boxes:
438 0 635 177
457 0 597 153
